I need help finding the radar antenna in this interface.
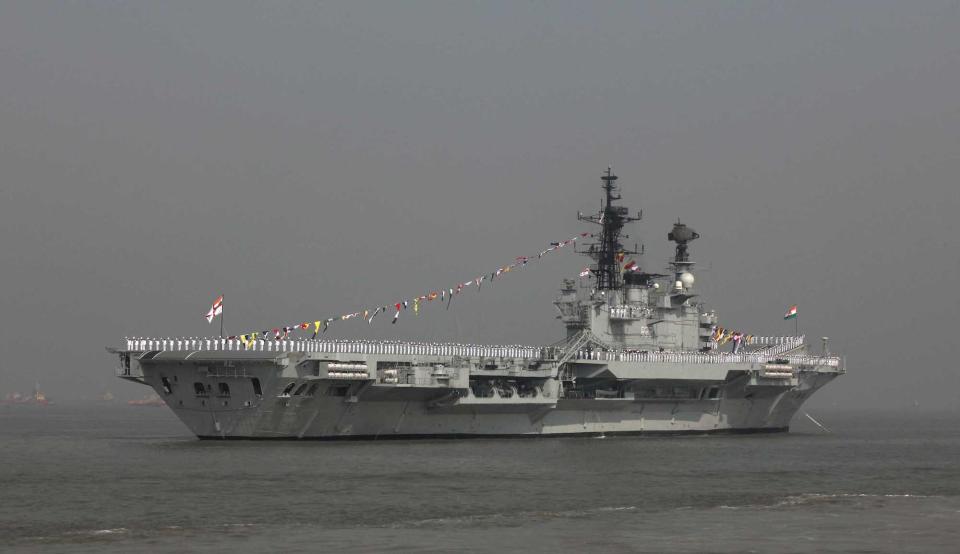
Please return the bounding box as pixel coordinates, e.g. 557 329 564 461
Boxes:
667 220 699 263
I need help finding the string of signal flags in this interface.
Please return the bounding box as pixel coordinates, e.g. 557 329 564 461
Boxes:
205 232 593 347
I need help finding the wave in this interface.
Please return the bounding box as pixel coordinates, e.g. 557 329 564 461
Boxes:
16 493 953 544
391 504 640 528
87 528 129 536
375 493 954 528
718 493 946 511
774 492 941 507
20 522 261 545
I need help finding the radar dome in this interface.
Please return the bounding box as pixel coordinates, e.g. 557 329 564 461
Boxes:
679 272 695 288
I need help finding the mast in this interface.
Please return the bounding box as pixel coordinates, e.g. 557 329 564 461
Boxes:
578 167 641 290
667 220 699 298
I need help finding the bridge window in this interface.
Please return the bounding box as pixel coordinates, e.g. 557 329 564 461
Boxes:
306 383 319 396
161 377 173 395
707 386 720 399
251 378 262 397
193 382 207 397
280 382 297 397
327 385 349 397
293 383 309 396
218 383 230 397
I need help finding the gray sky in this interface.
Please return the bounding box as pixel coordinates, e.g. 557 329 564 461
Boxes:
1 1 958 409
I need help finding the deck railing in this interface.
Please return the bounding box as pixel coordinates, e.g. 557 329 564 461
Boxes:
119 335 840 367
122 337 544 360
568 344 840 367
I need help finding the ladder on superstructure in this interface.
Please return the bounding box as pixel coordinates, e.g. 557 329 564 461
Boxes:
553 329 607 381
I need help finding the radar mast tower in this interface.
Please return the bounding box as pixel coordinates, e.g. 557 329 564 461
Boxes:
578 167 642 290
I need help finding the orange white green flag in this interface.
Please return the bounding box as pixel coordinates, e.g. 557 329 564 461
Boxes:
783 305 798 320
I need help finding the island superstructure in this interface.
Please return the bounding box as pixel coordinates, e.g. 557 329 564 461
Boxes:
109 169 843 439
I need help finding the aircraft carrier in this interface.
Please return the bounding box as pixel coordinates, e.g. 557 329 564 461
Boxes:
109 169 843 439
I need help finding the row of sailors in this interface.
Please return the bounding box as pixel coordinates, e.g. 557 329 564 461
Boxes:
571 350 838 366
122 337 543 359
123 335 803 352
740 336 805 345
608 306 649 319
121 337 838 366
570 339 805 362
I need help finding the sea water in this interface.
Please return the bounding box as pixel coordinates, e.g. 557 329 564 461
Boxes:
1 405 958 553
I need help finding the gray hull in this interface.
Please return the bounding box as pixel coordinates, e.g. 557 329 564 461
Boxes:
116 344 839 440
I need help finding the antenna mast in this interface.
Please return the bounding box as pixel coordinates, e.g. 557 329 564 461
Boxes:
578 167 641 290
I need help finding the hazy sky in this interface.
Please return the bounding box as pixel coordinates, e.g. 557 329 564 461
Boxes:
1 2 958 409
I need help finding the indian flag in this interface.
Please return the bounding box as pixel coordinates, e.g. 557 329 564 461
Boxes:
783 305 798 320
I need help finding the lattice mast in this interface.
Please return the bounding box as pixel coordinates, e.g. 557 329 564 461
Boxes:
577 167 641 290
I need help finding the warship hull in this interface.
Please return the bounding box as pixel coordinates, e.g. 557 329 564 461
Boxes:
112 340 840 440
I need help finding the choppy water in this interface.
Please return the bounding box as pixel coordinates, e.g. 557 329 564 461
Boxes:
1 406 958 553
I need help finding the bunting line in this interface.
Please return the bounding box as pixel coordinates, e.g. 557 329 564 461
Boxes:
224 232 592 343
